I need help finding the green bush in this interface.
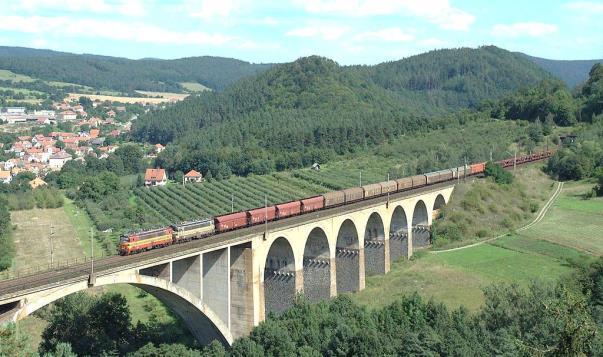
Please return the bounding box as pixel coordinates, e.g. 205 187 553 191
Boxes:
484 161 514 184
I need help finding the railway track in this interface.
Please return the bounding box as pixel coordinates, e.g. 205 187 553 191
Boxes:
0 155 552 300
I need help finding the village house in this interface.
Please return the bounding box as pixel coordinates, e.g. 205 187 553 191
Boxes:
49 151 73 170
154 143 165 154
184 170 203 183
144 168 167 187
0 171 11 184
29 177 47 189
58 110 77 121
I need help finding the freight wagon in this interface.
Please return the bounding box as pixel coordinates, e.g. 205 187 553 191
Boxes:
119 150 553 255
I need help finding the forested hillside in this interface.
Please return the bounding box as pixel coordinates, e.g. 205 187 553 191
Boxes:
521 53 603 88
0 46 272 92
369 46 552 109
133 56 434 176
132 47 553 177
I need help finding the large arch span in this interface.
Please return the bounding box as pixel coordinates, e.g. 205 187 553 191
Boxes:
7 273 233 346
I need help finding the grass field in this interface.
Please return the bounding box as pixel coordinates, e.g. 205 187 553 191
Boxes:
10 207 87 271
519 181 603 255
180 82 210 92
66 91 188 104
354 176 602 312
10 201 192 350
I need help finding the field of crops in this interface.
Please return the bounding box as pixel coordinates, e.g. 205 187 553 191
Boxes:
135 173 335 222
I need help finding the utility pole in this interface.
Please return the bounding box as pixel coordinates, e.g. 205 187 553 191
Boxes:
49 224 54 267
90 227 94 275
264 195 268 238
513 150 517 171
231 193 234 213
359 171 362 187
386 173 390 208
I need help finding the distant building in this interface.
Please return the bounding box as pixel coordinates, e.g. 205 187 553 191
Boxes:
0 171 11 184
58 110 77 121
29 177 47 189
2 107 26 114
49 151 73 170
311 162 321 171
184 170 203 183
144 168 167 187
90 137 106 146
154 143 165 154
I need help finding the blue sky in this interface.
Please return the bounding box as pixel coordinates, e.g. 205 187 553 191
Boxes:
0 0 601 64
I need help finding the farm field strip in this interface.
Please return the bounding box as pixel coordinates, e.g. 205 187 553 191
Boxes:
185 184 232 214
135 189 182 222
230 177 288 204
160 186 207 219
182 185 228 215
199 183 248 212
245 176 304 201
250 175 312 198
210 180 260 209
272 173 330 193
146 188 191 221
135 197 172 225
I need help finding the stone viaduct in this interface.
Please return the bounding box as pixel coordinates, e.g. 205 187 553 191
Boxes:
0 182 454 346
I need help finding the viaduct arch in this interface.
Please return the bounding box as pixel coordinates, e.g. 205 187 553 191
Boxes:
1 183 455 346
6 273 233 345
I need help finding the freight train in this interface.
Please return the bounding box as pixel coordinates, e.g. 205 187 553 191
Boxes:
118 151 553 255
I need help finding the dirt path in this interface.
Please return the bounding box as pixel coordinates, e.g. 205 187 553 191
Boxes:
432 181 564 254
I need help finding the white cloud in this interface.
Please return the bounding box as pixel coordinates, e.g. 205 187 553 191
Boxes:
355 28 414 43
286 25 349 40
293 0 475 31
0 15 234 45
8 0 147 16
188 0 246 20
563 1 603 13
491 22 558 38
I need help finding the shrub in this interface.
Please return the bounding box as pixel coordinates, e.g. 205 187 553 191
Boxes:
484 161 514 184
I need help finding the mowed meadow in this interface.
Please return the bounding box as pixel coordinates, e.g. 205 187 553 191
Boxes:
354 172 602 311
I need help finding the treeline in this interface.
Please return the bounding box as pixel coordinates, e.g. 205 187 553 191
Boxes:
546 117 603 195
4 258 602 356
483 64 603 126
0 46 272 92
0 195 12 271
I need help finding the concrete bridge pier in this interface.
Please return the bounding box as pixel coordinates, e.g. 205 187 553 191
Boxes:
364 212 387 276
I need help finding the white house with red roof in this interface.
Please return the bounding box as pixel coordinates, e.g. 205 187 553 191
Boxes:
144 168 167 187
184 170 203 183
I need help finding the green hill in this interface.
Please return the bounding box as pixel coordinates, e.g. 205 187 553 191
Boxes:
368 46 553 109
520 53 603 88
0 46 272 92
132 47 553 177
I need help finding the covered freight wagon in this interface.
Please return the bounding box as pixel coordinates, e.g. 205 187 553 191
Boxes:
425 170 453 184
276 201 302 219
301 196 324 213
381 180 397 194
411 175 427 188
323 191 345 207
470 163 485 175
343 187 364 203
247 206 277 225
396 177 413 191
214 212 247 232
362 183 382 198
